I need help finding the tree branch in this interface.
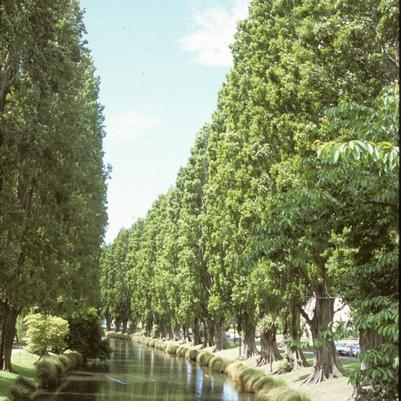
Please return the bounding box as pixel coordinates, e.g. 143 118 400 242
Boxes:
298 306 312 326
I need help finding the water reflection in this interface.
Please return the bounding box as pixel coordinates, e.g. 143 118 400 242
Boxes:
36 338 254 401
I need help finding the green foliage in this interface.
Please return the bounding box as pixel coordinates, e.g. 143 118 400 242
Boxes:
35 358 59 389
209 356 229 373
66 308 111 362
0 0 107 369
24 314 69 355
8 376 36 401
196 351 214 366
100 0 398 398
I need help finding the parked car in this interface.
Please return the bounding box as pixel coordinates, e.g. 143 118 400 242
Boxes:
350 344 360 357
336 342 352 356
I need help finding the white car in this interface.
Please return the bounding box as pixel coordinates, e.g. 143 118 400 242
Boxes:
336 342 352 356
350 344 360 357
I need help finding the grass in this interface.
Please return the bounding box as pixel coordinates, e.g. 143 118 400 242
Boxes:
0 350 37 401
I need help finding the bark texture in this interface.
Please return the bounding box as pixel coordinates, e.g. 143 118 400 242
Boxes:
122 320 128 333
212 319 228 351
346 329 386 400
285 306 308 371
239 319 258 359
301 296 346 384
256 321 282 372
0 300 18 371
192 318 201 345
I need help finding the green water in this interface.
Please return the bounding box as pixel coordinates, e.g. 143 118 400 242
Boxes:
38 338 255 401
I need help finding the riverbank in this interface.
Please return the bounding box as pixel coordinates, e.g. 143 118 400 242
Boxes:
0 348 83 401
108 332 354 401
0 349 37 401
109 333 309 401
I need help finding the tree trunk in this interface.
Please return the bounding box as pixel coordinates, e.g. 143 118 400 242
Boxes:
203 318 213 347
193 318 201 345
115 320 121 332
106 317 111 331
122 320 128 333
302 296 346 384
239 319 258 359
167 324 175 340
346 329 385 400
286 306 308 371
0 301 18 371
145 312 153 336
256 322 282 371
213 319 228 351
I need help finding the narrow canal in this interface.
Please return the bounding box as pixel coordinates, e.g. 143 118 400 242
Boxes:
38 338 255 401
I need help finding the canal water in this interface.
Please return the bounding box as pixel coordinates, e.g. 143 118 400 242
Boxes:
37 338 255 401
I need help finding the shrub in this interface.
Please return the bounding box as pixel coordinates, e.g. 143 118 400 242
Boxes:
8 376 37 401
253 375 283 393
24 314 69 355
166 344 179 354
176 346 188 357
185 348 199 361
35 358 59 389
225 361 247 382
239 368 266 392
209 356 229 373
66 308 111 362
196 351 214 366
57 355 71 371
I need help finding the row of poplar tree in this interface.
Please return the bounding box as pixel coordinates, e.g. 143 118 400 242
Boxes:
101 0 399 399
0 2 107 371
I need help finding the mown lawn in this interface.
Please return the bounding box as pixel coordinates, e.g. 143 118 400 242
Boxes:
0 349 37 401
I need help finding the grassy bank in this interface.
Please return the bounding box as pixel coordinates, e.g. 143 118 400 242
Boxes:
0 349 83 401
0 350 37 401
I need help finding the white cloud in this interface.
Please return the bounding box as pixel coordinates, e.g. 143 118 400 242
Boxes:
180 0 249 67
106 111 160 139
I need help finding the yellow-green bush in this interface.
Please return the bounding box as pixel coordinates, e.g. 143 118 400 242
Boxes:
176 346 189 357
253 375 283 393
185 348 199 361
225 361 247 382
196 351 214 366
166 344 179 354
208 356 229 373
239 368 267 393
24 314 69 355
154 340 167 350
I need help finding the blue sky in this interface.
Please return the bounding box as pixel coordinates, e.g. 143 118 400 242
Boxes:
80 0 249 243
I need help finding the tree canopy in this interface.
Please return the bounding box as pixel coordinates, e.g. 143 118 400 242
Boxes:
0 0 107 371
101 1 398 399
